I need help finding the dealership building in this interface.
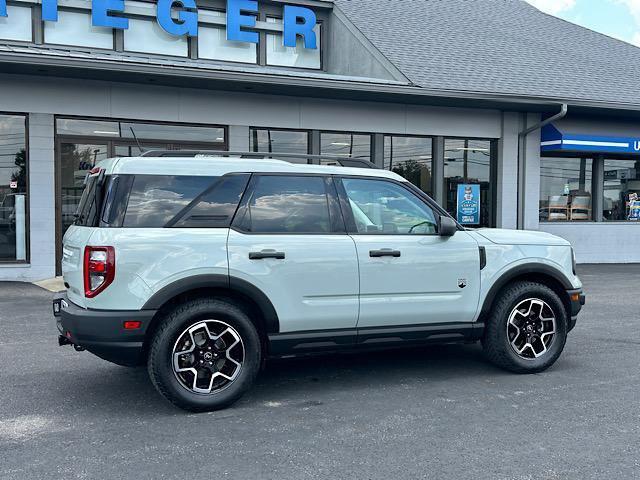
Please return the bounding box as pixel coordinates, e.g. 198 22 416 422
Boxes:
1 0 640 281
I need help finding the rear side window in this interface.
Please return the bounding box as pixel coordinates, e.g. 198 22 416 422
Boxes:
123 176 216 228
172 174 250 228
236 175 333 234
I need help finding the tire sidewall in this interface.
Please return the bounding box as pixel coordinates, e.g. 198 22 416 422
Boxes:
491 283 568 372
150 299 261 411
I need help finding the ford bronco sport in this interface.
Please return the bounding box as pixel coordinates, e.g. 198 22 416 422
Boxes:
53 154 585 412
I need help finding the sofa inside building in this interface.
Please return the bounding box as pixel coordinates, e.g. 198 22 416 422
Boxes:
1 0 640 280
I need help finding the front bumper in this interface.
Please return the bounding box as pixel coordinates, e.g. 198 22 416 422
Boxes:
53 294 156 366
567 288 586 332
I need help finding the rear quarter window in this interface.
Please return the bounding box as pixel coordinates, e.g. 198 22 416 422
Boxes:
123 175 217 228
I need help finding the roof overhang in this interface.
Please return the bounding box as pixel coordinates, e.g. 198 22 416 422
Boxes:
3 50 640 117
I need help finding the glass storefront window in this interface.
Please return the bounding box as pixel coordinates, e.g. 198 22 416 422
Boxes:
320 133 371 161
0 5 32 42
443 138 494 227
384 136 433 195
56 119 225 144
539 157 593 222
44 10 114 49
124 18 188 57
0 115 27 262
250 128 310 164
603 159 640 221
266 17 321 69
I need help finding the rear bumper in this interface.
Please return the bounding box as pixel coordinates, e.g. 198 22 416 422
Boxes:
567 288 586 332
53 294 156 366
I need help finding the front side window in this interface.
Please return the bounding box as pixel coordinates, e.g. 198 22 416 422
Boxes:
603 159 640 221
0 114 27 262
539 157 593 222
238 176 331 233
341 178 437 235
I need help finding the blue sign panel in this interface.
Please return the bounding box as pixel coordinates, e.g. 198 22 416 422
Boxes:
457 184 481 225
0 0 317 47
541 124 640 155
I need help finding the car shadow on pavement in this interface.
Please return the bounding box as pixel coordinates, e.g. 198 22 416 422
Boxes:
49 342 508 415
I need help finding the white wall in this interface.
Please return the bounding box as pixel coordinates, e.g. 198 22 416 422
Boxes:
540 223 640 264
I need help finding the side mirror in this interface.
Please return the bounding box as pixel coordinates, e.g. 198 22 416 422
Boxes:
438 215 458 237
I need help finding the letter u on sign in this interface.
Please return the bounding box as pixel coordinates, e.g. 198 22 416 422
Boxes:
634 141 640 152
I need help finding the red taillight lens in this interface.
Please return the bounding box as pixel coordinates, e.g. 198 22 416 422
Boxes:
84 246 115 298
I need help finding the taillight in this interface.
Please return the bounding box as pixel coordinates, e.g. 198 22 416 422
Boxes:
84 246 115 298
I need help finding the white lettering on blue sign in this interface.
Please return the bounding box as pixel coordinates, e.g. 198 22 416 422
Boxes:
634 141 640 152
0 0 317 49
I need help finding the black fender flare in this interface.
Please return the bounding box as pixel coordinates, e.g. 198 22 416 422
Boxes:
479 263 573 319
142 274 280 333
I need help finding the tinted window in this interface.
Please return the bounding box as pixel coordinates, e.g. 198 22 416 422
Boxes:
342 178 437 235
173 174 249 228
123 176 216 228
74 174 99 227
240 176 331 233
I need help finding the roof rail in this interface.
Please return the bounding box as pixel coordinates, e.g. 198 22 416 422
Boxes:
139 150 379 169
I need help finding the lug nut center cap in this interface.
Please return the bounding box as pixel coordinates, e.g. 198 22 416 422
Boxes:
203 352 213 361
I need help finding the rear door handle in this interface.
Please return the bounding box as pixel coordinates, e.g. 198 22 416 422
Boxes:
369 249 401 258
249 250 285 260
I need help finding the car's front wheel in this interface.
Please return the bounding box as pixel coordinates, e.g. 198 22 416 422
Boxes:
482 281 568 373
148 298 261 412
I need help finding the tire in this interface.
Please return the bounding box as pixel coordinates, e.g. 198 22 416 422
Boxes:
148 297 261 412
482 281 568 374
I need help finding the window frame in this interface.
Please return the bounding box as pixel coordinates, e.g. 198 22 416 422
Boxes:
320 131 374 163
231 173 346 235
383 134 435 195
335 175 455 237
0 112 29 265
249 127 313 164
538 155 595 223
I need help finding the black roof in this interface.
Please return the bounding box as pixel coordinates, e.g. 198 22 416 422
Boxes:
336 0 640 108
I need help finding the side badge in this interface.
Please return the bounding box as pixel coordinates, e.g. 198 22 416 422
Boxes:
458 278 467 289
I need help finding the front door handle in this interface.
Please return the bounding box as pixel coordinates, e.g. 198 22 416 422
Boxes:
369 249 401 258
249 250 285 260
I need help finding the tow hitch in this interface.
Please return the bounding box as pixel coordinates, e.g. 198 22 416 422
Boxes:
58 334 85 351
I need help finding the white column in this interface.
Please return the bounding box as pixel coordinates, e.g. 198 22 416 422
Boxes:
27 113 56 279
496 112 519 229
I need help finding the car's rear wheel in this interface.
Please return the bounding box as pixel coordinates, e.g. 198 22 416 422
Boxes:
148 298 261 412
482 281 568 373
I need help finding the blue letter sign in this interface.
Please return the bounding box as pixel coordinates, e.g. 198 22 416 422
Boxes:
42 0 58 21
457 184 481 225
226 0 258 44
92 0 128 29
283 5 317 49
0 0 6 18
157 0 198 37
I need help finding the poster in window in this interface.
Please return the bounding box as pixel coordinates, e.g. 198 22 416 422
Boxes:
457 184 480 225
629 193 640 221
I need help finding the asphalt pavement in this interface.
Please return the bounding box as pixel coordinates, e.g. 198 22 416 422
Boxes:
1 264 639 479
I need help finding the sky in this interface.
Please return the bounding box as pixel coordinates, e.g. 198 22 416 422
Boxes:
525 0 640 46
